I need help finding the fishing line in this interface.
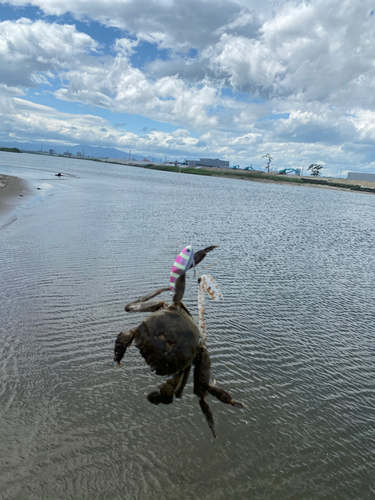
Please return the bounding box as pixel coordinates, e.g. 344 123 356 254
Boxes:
204 260 218 270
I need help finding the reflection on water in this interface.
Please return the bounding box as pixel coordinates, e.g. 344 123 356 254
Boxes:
1 152 375 499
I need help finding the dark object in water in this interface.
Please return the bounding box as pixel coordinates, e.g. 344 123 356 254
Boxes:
114 245 245 437
55 173 62 177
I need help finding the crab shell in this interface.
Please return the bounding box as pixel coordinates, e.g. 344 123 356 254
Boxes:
134 304 200 376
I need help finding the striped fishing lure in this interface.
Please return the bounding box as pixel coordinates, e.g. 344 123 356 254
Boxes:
170 245 195 291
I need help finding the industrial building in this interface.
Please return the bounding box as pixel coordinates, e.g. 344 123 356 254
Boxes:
186 158 230 168
347 172 375 181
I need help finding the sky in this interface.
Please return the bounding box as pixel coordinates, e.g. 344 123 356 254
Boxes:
1 0 375 175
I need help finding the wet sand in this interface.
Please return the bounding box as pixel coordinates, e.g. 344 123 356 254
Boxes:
0 173 28 214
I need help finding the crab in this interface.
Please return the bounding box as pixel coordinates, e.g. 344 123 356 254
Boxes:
114 246 245 437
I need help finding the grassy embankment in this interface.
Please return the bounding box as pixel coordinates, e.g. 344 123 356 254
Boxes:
143 164 375 193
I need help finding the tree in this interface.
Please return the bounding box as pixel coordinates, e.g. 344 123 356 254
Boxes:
307 164 323 177
261 153 273 172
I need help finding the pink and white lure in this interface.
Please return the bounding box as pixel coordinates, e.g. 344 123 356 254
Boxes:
170 245 195 291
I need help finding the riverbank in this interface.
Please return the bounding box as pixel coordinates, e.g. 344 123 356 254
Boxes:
144 165 375 194
21 151 375 194
99 158 375 194
0 173 28 214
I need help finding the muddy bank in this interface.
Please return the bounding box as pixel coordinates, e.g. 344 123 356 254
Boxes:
0 173 28 214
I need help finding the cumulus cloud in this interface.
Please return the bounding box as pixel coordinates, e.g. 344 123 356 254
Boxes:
55 57 220 129
0 19 220 129
0 18 99 87
204 0 375 107
0 0 267 51
0 97 125 145
0 95 220 154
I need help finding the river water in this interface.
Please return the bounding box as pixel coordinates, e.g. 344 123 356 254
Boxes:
1 152 374 499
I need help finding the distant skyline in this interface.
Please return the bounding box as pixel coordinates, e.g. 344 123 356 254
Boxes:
1 0 375 175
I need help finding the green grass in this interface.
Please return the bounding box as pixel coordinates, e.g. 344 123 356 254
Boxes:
144 165 213 176
0 147 21 153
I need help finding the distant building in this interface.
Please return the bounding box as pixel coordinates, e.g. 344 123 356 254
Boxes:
347 172 375 181
63 151 72 157
49 149 55 155
76 151 83 157
186 158 230 168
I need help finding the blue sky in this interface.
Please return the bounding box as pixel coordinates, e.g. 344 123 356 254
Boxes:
1 0 375 175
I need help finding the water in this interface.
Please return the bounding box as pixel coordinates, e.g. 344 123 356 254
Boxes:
1 152 375 499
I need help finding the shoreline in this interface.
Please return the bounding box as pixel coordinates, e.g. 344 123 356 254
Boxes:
143 166 375 194
0 173 28 215
2 154 374 205
98 158 375 195
7 151 374 195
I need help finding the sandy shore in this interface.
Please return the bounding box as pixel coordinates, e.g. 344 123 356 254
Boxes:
0 173 28 214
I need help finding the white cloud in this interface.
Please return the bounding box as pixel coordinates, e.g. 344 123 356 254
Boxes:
203 34 286 94
55 57 220 129
204 0 375 108
1 93 373 175
0 96 216 152
0 0 265 50
0 97 125 144
0 18 99 87
0 19 220 129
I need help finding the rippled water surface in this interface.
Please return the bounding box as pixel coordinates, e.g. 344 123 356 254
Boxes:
1 152 375 499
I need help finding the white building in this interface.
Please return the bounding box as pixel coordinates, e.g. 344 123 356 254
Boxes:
186 158 230 168
347 172 375 181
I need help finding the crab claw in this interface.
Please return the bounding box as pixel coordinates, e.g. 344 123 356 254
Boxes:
190 245 219 269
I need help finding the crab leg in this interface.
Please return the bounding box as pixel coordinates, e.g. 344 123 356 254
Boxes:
114 327 137 366
194 346 245 437
173 273 186 305
175 366 191 398
125 287 170 312
125 298 167 313
199 399 216 438
147 372 184 405
193 346 217 437
207 385 246 408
